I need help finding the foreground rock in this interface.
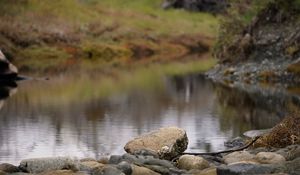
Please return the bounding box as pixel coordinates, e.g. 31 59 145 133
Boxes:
19 157 79 174
0 163 20 173
124 127 188 160
0 50 18 80
2 127 300 175
177 155 210 171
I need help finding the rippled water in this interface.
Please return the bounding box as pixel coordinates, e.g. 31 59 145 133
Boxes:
0 73 283 165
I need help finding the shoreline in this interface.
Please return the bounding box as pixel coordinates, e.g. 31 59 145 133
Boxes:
1 127 299 175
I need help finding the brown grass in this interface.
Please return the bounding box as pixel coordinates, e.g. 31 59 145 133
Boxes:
253 104 300 148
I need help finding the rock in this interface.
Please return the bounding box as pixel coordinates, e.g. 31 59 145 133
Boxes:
79 161 104 172
0 163 20 173
144 165 170 174
223 151 255 164
272 157 300 175
109 155 123 164
0 49 18 80
188 167 217 175
37 170 83 175
93 165 125 175
0 170 5 175
124 127 188 160
19 157 79 174
80 158 97 162
131 165 160 175
224 137 245 148
217 163 274 175
177 155 210 171
255 152 286 164
162 0 228 13
276 145 300 161
132 149 159 158
117 161 132 175
243 129 272 138
98 157 109 164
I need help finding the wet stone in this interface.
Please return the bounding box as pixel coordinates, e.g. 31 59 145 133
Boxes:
0 163 20 173
116 161 132 175
217 163 274 175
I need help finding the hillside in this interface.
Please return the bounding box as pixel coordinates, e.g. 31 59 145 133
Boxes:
0 0 218 73
209 0 300 84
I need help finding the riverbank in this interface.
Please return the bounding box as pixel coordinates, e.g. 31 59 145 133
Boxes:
0 0 218 73
0 127 299 175
209 0 300 84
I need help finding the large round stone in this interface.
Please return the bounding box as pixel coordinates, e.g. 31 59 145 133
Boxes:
124 127 188 160
177 155 210 171
255 152 286 164
223 151 255 164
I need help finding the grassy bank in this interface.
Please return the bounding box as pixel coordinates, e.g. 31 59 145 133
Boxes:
0 0 218 73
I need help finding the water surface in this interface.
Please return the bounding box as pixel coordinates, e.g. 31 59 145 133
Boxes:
0 73 283 164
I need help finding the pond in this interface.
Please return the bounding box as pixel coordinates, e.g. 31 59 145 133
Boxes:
0 72 286 165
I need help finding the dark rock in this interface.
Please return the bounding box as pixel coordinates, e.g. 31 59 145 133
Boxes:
272 157 300 175
144 165 170 175
0 50 18 80
162 0 228 13
116 161 132 175
217 163 274 175
143 157 175 169
109 155 123 164
133 149 159 158
80 158 97 162
0 163 20 173
276 145 300 161
224 137 245 148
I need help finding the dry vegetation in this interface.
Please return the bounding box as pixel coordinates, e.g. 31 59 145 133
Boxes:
254 104 300 148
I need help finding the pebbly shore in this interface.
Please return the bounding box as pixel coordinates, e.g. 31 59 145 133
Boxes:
0 127 299 175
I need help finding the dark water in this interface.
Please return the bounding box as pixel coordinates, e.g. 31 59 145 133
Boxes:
0 74 284 165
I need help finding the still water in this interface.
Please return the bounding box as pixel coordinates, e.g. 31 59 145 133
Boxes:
0 73 283 164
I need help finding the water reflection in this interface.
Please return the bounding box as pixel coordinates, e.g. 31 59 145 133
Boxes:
0 75 285 164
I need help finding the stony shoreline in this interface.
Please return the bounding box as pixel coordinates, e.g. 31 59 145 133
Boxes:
0 127 299 175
